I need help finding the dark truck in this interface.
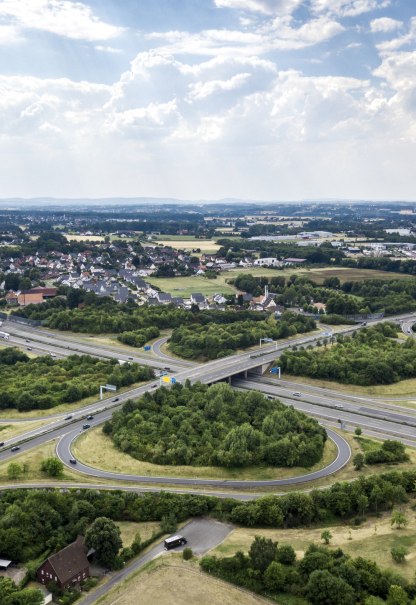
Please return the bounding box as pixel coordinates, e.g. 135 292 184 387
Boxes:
164 535 187 550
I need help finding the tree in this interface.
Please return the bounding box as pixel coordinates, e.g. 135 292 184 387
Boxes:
353 453 365 471
357 494 369 517
391 545 409 563
249 536 278 573
7 462 22 480
306 570 355 605
85 517 122 568
41 457 64 477
355 427 362 436
275 544 296 565
386 585 409 605
263 561 286 592
321 530 332 545
391 511 408 529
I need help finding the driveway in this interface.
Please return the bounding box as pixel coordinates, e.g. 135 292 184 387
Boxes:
79 518 233 605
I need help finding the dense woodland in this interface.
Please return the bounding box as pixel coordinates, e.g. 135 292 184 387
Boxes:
0 348 153 411
279 324 416 386
201 536 416 605
169 312 316 359
104 382 326 467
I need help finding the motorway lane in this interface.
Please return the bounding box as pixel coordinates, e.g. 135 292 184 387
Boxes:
246 377 416 421
234 379 416 446
56 426 351 488
3 320 187 371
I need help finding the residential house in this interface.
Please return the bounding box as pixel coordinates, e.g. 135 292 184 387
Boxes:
37 536 90 590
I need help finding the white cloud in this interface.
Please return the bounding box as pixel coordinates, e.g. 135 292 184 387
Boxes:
311 0 390 18
370 17 402 33
0 0 124 41
95 45 122 54
214 0 302 15
376 17 416 52
0 24 21 44
187 72 251 100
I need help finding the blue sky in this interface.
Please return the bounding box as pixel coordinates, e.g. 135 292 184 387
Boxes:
0 0 414 200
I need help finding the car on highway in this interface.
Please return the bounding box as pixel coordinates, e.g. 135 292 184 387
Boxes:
69 458 77 464
151 384 158 388
164 367 171 371
292 392 301 396
25 339 30 342
82 424 91 430
50 353 57 357
11 446 20 452
128 356 134 360
27 347 32 350
86 415 94 420
335 403 344 409
65 415 73 420
0 441 4 447
164 535 187 550
112 397 119 402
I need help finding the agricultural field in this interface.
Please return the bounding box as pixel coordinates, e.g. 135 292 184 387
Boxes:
95 559 275 605
154 236 221 253
213 503 416 580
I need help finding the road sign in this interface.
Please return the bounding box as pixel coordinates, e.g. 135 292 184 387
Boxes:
105 384 117 391
143 345 151 351
162 376 170 383
171 377 177 384
270 367 279 374
263 338 273 342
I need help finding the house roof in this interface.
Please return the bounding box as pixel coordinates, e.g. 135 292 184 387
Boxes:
46 536 89 585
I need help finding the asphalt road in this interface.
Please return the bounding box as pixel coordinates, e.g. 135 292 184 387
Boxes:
55 425 351 488
78 518 234 605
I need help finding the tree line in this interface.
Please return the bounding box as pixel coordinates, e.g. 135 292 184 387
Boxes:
1 468 415 566
0 348 153 411
169 312 316 360
200 535 416 605
279 324 416 386
104 382 326 468
13 291 267 333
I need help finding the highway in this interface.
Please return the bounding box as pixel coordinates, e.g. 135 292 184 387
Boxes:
0 312 416 496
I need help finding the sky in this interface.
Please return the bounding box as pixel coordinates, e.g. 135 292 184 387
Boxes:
0 0 415 201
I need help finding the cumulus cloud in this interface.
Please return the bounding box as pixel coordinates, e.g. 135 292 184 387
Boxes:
370 17 402 33
311 0 390 18
0 0 124 41
214 0 302 15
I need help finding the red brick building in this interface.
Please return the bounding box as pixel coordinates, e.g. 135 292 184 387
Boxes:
37 536 90 590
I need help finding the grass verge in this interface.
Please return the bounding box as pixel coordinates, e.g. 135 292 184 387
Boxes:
72 426 338 482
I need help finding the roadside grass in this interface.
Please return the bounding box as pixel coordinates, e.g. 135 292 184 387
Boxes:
0 420 52 441
95 557 282 605
274 373 416 400
0 441 84 483
116 520 161 546
213 503 416 580
0 379 150 420
72 426 338 482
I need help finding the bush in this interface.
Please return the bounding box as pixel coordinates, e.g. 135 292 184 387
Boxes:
391 546 408 563
183 547 193 560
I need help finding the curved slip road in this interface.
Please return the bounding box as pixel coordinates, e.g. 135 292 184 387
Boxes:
56 425 351 489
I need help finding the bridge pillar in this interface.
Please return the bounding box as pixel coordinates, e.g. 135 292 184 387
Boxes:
244 370 248 379
228 376 232 384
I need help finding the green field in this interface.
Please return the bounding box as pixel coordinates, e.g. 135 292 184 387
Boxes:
146 266 414 298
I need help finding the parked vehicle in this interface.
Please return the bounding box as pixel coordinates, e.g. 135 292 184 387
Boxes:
164 535 187 550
